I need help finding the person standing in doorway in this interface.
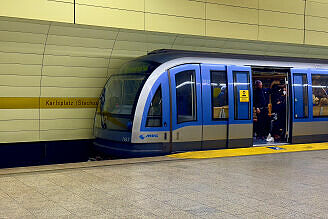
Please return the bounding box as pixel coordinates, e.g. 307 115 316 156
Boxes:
254 80 270 140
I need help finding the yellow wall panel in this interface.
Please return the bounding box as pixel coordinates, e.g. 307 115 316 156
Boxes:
77 0 144 12
117 30 176 44
41 76 105 88
111 50 147 58
0 0 73 23
259 0 305 14
41 87 102 97
0 41 44 54
306 16 328 32
0 120 38 132
40 118 93 130
76 4 144 30
306 31 328 46
0 19 49 34
43 55 109 68
0 87 40 97
0 64 41 76
47 35 115 49
42 66 107 78
145 0 205 19
260 11 304 29
0 131 39 143
206 20 258 40
40 109 96 119
108 58 133 69
45 45 111 58
258 26 304 44
0 31 46 44
307 1 328 18
40 129 93 141
0 52 43 65
0 75 40 87
0 109 39 120
206 0 258 8
146 13 205 36
207 4 258 25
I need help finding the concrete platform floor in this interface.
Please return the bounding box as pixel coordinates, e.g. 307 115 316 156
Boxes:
0 150 328 218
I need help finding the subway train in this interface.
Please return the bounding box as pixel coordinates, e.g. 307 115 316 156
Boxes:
93 49 328 157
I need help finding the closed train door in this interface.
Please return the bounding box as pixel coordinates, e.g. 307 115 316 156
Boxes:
169 64 202 152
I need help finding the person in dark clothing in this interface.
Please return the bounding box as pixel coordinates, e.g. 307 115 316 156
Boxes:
272 86 287 140
254 80 270 139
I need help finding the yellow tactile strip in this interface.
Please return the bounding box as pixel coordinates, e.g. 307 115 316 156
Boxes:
167 142 328 159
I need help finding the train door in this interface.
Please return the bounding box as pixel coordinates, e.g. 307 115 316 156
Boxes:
168 64 202 152
227 66 253 148
200 64 229 149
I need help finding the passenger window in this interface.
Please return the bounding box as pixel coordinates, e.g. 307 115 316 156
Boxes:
211 71 228 119
293 74 309 118
312 74 328 117
146 86 162 127
175 70 197 123
233 71 250 120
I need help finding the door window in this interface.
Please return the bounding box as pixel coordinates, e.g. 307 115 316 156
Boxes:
233 71 250 120
211 71 228 119
312 74 328 117
175 70 197 123
293 74 309 118
146 85 162 127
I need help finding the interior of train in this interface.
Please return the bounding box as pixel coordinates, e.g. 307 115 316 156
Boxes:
251 67 290 146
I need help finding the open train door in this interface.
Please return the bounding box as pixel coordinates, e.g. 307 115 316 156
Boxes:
227 66 253 148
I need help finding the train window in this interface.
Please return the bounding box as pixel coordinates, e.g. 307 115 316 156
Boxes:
210 71 228 119
293 74 309 118
312 74 328 117
146 85 162 127
233 71 250 120
175 70 197 123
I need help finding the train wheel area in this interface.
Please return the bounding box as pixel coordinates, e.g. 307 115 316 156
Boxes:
168 142 328 159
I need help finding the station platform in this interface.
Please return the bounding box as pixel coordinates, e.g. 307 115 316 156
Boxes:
0 143 328 218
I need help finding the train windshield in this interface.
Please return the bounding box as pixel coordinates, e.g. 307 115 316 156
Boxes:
95 60 160 131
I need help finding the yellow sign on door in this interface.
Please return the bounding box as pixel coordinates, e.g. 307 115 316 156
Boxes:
240 90 249 102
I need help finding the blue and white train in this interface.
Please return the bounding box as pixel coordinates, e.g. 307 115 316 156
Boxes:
94 50 328 157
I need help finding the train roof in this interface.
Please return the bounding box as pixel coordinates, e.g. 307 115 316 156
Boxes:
134 49 328 65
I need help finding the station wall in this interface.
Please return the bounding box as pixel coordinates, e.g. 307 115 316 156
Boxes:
1 0 328 46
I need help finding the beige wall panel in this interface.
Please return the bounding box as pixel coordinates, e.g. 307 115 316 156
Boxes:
306 16 328 32
45 45 111 58
49 24 118 40
260 11 304 29
207 4 258 25
258 26 304 44
0 52 43 65
76 4 144 30
117 30 176 44
146 43 173 52
146 13 205 36
47 35 115 49
0 0 73 23
114 41 149 52
0 64 41 76
40 108 96 119
111 50 147 58
145 0 205 19
41 87 102 97
43 55 109 68
0 87 40 97
174 37 208 47
40 119 93 130
0 42 44 54
0 120 38 132
42 66 107 78
0 31 46 44
206 0 258 8
307 1 328 17
0 19 49 34
41 76 105 88
305 31 328 46
77 0 144 11
0 131 39 143
0 75 40 87
206 20 258 40
0 109 39 121
40 129 93 141
259 0 305 14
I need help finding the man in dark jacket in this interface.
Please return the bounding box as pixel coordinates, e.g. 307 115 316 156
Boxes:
254 80 270 139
